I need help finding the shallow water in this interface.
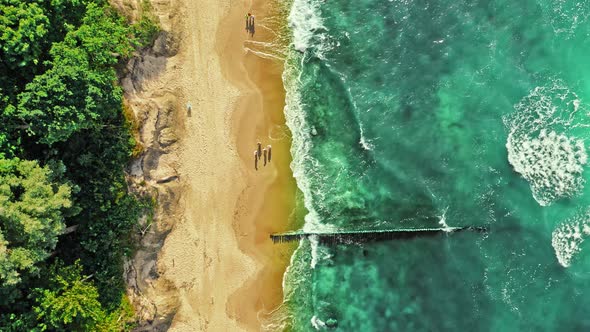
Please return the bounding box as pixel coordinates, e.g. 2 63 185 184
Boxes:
282 0 590 330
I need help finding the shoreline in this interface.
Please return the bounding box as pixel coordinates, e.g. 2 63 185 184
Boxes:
217 0 300 330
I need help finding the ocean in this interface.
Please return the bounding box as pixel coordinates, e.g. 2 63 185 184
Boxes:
278 0 590 330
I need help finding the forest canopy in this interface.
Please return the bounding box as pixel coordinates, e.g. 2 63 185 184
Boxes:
0 0 158 330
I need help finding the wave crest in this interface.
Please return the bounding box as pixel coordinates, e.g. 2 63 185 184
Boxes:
505 80 588 206
288 0 332 58
552 210 590 267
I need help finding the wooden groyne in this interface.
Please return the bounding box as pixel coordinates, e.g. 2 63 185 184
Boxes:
270 226 488 245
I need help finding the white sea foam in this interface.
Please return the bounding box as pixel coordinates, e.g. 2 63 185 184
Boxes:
505 80 588 206
359 133 374 151
283 48 336 233
243 39 286 61
282 240 304 295
310 315 326 330
266 2 338 329
309 234 320 268
348 88 374 151
244 46 285 61
267 2 332 326
261 240 307 331
547 0 590 36
260 302 292 332
438 206 452 231
552 209 590 267
288 0 331 58
507 129 586 205
309 234 334 269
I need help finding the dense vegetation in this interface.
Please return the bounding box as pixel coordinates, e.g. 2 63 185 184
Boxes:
0 0 158 330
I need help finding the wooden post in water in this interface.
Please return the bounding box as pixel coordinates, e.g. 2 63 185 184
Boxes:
270 226 488 245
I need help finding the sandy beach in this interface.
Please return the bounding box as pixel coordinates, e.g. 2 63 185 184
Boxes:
124 0 298 330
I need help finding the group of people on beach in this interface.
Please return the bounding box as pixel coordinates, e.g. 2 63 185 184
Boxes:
245 13 255 37
254 142 271 170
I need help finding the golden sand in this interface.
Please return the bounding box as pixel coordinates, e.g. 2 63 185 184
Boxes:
126 0 299 330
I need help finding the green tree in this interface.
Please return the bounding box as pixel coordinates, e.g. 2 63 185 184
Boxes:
0 158 71 288
75 3 135 66
132 0 160 48
16 3 135 145
0 0 158 326
15 41 104 145
33 260 104 331
0 0 49 70
53 122 143 307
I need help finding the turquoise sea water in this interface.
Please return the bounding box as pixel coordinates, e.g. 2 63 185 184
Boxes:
280 0 590 331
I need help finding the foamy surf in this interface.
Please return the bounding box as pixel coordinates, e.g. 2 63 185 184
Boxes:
545 0 590 36
273 6 340 327
505 80 588 206
359 133 374 151
309 234 320 268
506 129 587 206
283 47 339 234
552 210 590 267
288 0 331 58
310 315 326 330
438 206 452 232
261 1 336 329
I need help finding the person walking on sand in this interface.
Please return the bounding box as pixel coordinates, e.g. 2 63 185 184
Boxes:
257 141 262 158
254 150 259 171
267 145 272 162
245 13 251 32
263 148 267 166
249 14 255 37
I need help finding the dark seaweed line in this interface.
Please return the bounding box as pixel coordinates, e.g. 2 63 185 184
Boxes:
270 226 489 245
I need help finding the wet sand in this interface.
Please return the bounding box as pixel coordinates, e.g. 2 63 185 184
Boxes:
219 0 300 330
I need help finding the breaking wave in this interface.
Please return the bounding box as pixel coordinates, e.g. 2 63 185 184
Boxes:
545 0 590 36
505 80 588 206
288 0 332 58
552 209 590 267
